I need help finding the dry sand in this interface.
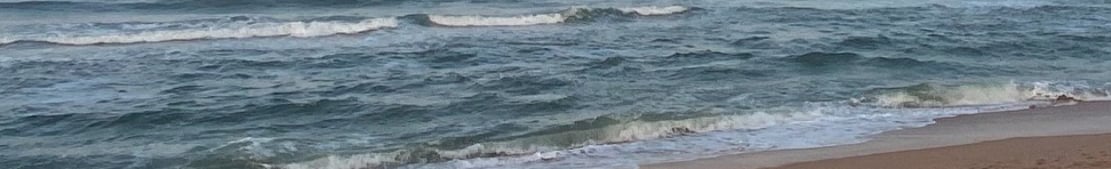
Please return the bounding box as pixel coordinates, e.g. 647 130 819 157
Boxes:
643 101 1111 169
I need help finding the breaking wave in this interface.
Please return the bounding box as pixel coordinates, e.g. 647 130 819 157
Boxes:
616 6 690 16
1 17 397 45
425 5 691 26
855 81 1111 108
427 13 567 26
275 110 818 169
1 6 690 46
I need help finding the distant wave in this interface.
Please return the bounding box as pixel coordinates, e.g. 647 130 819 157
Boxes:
427 13 567 26
616 6 690 16
1 17 398 45
426 5 690 27
1 6 689 46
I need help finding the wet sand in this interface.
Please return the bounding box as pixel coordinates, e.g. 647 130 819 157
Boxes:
643 101 1111 169
768 133 1111 169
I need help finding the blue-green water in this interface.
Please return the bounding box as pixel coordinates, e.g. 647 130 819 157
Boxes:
2 0 1111 168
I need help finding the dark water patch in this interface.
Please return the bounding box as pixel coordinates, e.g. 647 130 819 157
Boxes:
773 52 1013 78
95 109 194 131
377 48 478 69
160 85 214 95
2 60 125 77
1 113 84 136
666 66 774 82
0 77 71 90
664 50 755 60
590 56 627 69
314 82 396 97
653 50 755 66
784 52 863 66
204 59 298 72
302 53 378 69
193 126 292 138
196 49 272 57
1059 34 1111 43
651 38 680 44
0 1 132 12
349 104 433 125
2 155 143 169
730 36 777 49
943 46 992 57
5 106 54 116
473 75 574 94
422 72 472 85
1058 46 1111 59
515 47 553 54
835 35 895 50
197 98 368 126
170 72 223 81
782 52 942 68
508 95 578 115
753 7 858 23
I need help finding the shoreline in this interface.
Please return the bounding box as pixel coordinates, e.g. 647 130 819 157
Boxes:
766 133 1111 169
642 101 1111 169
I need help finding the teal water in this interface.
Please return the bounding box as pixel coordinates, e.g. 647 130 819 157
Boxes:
2 0 1111 168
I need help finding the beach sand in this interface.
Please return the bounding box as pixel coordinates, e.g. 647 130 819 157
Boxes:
769 134 1111 169
643 101 1111 169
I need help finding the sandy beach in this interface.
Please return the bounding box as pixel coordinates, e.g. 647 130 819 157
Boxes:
644 101 1111 169
768 134 1111 169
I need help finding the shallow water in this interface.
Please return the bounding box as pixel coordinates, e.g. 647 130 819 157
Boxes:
2 0 1111 169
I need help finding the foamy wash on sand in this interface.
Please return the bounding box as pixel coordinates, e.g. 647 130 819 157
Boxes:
2 0 1111 169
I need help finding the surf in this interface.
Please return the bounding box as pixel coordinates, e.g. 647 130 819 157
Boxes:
0 17 399 45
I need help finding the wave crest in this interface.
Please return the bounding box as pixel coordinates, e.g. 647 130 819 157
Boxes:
2 6 690 45
2 17 398 45
425 5 690 27
427 13 567 26
617 6 690 16
856 81 1111 108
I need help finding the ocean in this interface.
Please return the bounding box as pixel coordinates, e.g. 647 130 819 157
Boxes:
2 0 1111 168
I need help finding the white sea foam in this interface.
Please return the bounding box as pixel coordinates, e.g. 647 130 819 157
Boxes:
864 81 1111 108
617 6 690 16
0 37 14 45
871 83 1033 107
4 18 398 45
427 13 568 26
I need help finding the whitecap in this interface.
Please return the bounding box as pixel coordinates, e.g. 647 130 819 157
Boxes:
3 17 398 45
